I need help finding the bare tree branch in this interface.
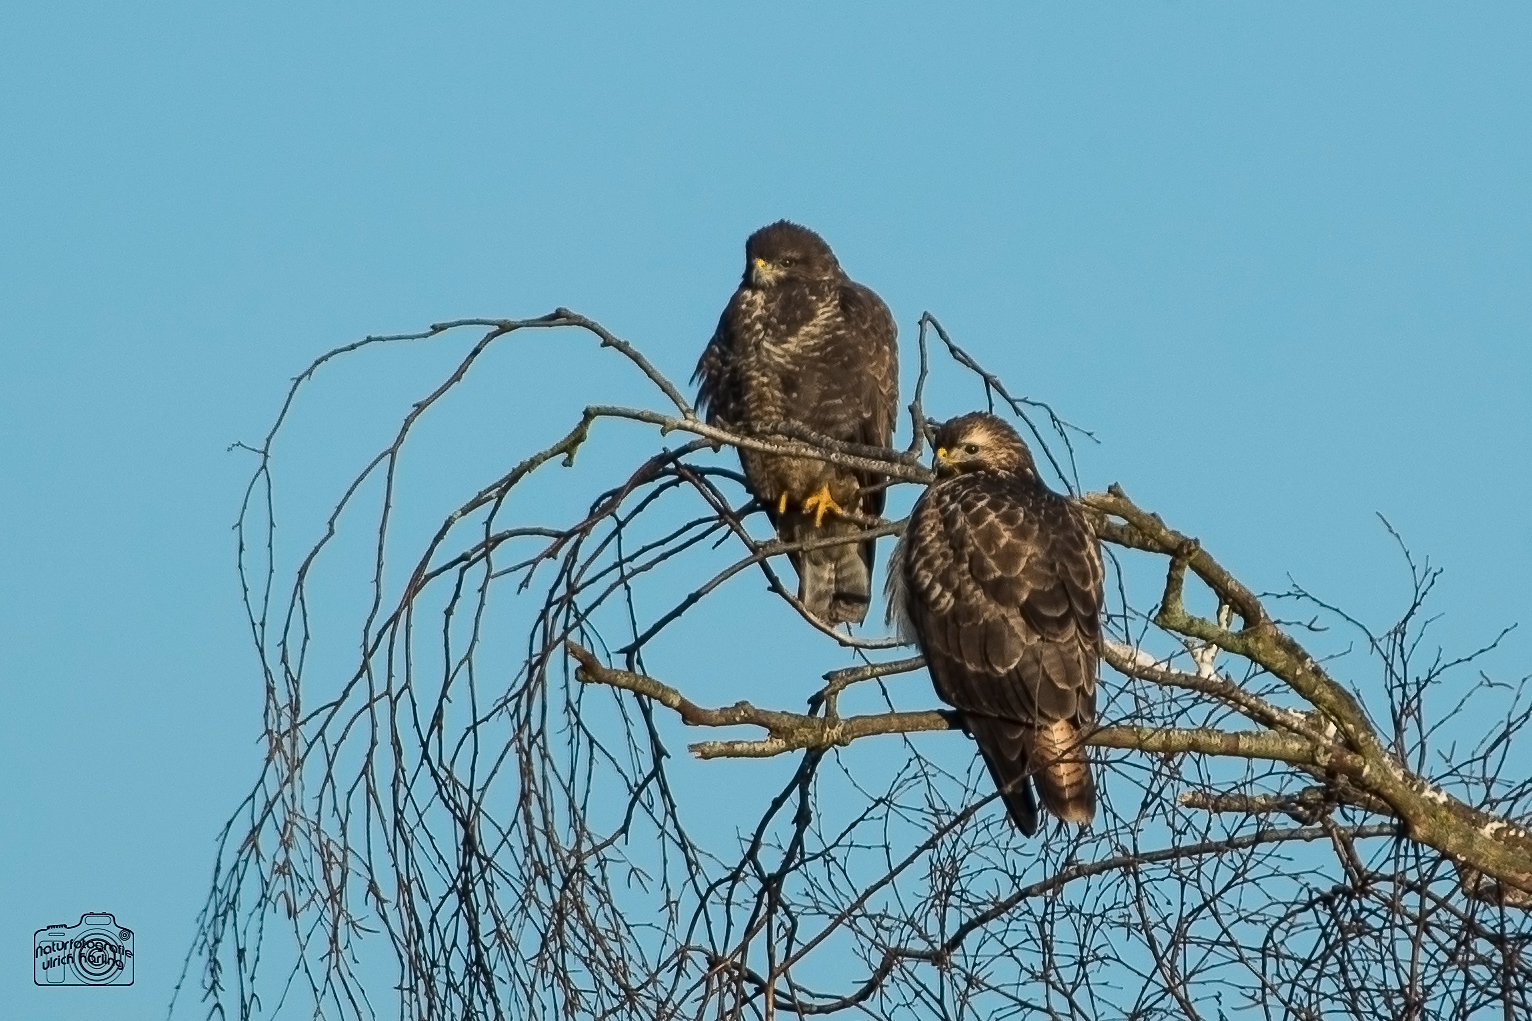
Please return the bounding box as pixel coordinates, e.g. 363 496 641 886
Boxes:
182 309 1532 1021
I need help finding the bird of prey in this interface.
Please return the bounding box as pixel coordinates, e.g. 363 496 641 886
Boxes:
888 412 1102 834
694 221 899 625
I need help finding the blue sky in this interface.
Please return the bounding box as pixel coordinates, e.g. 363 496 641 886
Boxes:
2 4 1529 1018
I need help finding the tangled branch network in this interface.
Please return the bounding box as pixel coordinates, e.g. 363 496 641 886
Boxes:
179 309 1532 1021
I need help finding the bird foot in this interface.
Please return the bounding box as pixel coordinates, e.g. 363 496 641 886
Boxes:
801 485 844 528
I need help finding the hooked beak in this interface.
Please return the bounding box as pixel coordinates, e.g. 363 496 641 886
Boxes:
749 257 774 287
933 447 956 477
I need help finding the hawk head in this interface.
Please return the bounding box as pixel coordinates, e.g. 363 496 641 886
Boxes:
743 220 842 288
932 413 1038 479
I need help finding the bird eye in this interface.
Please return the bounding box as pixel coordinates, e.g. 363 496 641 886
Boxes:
963 443 979 455
780 257 795 267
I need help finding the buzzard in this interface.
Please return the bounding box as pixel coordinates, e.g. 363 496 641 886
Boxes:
694 221 898 625
888 413 1103 834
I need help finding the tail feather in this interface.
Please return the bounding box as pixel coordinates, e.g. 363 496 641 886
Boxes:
965 715 1095 834
1028 719 1097 826
781 515 874 625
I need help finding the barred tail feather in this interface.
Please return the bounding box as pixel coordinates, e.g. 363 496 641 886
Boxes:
1027 719 1097 826
966 715 1095 834
782 516 874 625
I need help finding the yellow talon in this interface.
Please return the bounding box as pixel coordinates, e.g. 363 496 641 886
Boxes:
777 493 789 515
801 485 844 528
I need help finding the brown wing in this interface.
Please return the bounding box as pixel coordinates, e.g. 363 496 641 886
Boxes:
902 472 1103 833
693 303 741 428
838 280 899 518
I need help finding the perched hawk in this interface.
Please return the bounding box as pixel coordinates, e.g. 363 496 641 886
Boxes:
694 221 899 625
888 413 1103 834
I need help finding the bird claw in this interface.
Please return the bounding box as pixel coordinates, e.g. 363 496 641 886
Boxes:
802 485 844 528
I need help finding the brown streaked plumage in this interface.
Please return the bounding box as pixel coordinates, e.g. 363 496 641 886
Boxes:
694 221 899 625
887 412 1102 834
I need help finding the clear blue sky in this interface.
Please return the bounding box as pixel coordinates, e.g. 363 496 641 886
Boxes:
3 4 1529 1018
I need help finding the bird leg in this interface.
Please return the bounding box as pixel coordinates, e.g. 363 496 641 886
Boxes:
801 485 844 528
777 493 789 515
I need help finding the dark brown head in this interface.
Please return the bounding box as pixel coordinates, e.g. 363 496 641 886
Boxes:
743 221 842 288
932 412 1038 479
